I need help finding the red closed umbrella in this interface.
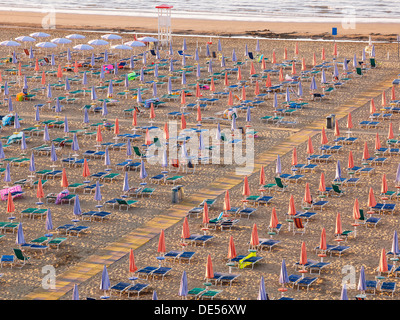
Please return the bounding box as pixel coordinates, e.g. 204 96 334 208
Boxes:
321 47 325 61
129 248 138 273
288 194 296 216
347 113 353 129
381 174 388 194
320 228 327 251
196 105 202 122
348 150 354 169
224 190 231 212
242 176 250 197
272 50 276 64
224 72 229 87
382 90 387 107
37 179 45 200
265 74 272 88
353 198 360 220
205 254 214 280
303 182 312 205
392 85 396 101
370 98 376 114
321 127 328 145
157 229 166 255
362 142 370 160
312 52 317 67
41 71 46 85
181 113 186 130
114 118 120 135
307 136 314 155
237 66 242 81
181 217 190 240
210 77 215 92
335 212 343 236
388 122 394 140
250 223 259 247
270 207 279 229
132 109 137 127
301 57 306 71
35 58 39 72
368 187 377 208
61 168 69 188
279 68 284 82
57 64 63 78
379 248 389 273
227 91 233 106
145 128 151 146
375 132 381 150
202 202 209 225
259 166 265 186
6 192 14 214
241 85 246 101
96 125 103 143
82 159 90 178
250 61 256 75
227 236 237 260
334 119 340 137
292 147 298 166
254 80 260 96
299 242 307 265
149 103 156 120
164 122 169 140
318 172 326 193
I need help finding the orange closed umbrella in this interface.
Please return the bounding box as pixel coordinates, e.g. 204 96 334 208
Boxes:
237 66 242 81
333 42 337 56
250 223 259 247
392 85 396 101
224 190 231 212
145 128 151 146
227 235 237 260
381 174 388 194
149 103 156 120
259 166 265 186
292 147 298 166
261 56 266 70
181 217 190 239
347 113 353 130
382 90 387 107
334 119 340 137
181 113 186 130
35 58 39 72
270 207 279 229
375 132 381 150
272 50 276 64
303 182 312 204
321 47 325 61
82 159 90 178
279 68 284 82
202 202 209 225
227 91 233 106
205 254 214 280
388 122 394 140
321 127 328 145
379 248 389 273
288 194 296 216
96 125 103 142
224 72 229 87
335 212 343 236
312 52 317 67
129 248 138 273
41 71 46 85
283 47 288 60
61 168 69 188
320 228 327 251
362 142 370 160
74 60 79 73
114 118 120 135
265 74 272 88
210 77 216 92
370 98 376 114
295 42 299 56
180 90 186 105
318 172 326 193
301 57 306 71
196 82 202 97
157 229 166 255
368 187 377 208
291 62 296 75
37 179 45 200
57 64 63 78
242 176 250 197
241 85 246 101
18 62 21 76
164 122 169 140
6 192 15 214
196 105 202 122
353 198 360 220
250 61 256 75
348 150 354 169
254 80 260 96
299 241 307 265
306 136 314 155
132 109 137 127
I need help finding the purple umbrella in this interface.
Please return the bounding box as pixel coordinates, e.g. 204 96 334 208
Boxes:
55 97 62 113
152 291 158 300
14 113 20 129
47 83 52 99
43 124 50 142
91 86 97 101
108 80 113 96
45 209 53 231
140 160 147 179
73 194 82 217
4 163 11 183
0 141 4 159
169 59 174 72
276 155 282 176
29 152 36 172
257 276 268 300
218 39 222 52
65 77 70 91
208 60 213 74
279 259 289 286
35 105 40 122
152 82 157 97
83 107 89 124
178 270 188 298
126 139 132 157
3 81 9 96
20 132 27 150
195 47 199 61
137 87 142 104
232 49 237 62
358 265 367 293
104 147 110 166
82 71 87 85
392 230 399 256
206 43 210 57
72 133 79 151
50 143 57 162
246 106 251 123
16 223 25 245
100 265 110 296
181 71 186 86
123 171 129 192
64 115 69 133
167 77 172 95
340 283 348 300
8 98 13 112
94 181 102 202
72 283 79 300
102 100 108 117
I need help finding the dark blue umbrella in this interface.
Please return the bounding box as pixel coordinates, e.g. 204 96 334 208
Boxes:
45 208 53 231
16 223 25 245
178 270 188 298
73 194 82 217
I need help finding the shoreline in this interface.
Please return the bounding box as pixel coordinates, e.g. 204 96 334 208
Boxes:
0 11 400 42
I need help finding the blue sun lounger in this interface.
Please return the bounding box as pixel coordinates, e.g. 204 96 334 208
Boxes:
295 276 318 292
328 245 350 257
151 266 172 280
126 283 150 297
258 238 281 251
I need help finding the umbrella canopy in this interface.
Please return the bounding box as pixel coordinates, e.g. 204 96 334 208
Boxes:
279 259 289 285
335 212 343 236
270 207 279 229
129 248 138 273
45 208 53 231
381 173 388 194
202 202 209 225
178 270 188 298
242 176 250 197
292 147 298 166
181 217 190 239
51 38 72 45
320 227 327 251
299 241 307 265
16 223 25 245
73 194 82 217
341 283 348 300
100 265 111 291
319 172 326 193
15 36 36 42
378 248 388 273
157 229 166 254
205 254 214 280
368 187 377 208
88 39 109 46
250 223 259 247
73 44 94 51
358 265 367 292
353 198 360 220
94 181 102 202
36 42 57 49
125 40 146 47
303 182 312 204
227 235 237 260
288 194 296 216
257 276 268 300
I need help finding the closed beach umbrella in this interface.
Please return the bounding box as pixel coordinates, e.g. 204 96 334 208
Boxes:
388 122 394 140
50 143 57 162
96 125 103 143
29 152 36 172
181 217 190 239
347 112 353 129
335 213 343 236
20 133 26 150
378 248 388 273
205 254 214 281
72 284 79 301
321 127 328 145
270 207 279 229
353 198 360 221
303 182 312 205
392 231 400 256
334 119 340 137
358 266 367 293
335 160 342 181
16 223 25 245
348 150 354 169
43 124 50 142
4 163 11 184
257 276 268 300
64 115 69 133
292 147 298 166
179 271 188 298
279 259 289 286
100 265 111 293
61 168 69 188
6 191 14 214
395 164 400 186
83 108 89 124
375 132 382 150
310 76 317 91
288 194 296 216
224 190 231 212
276 155 281 176
363 142 370 160
368 187 377 208
73 194 82 217
129 248 138 273
102 100 108 117
94 181 102 202
341 284 348 300
320 227 327 251
45 209 53 231
72 133 79 151
300 241 307 266
381 173 388 194
104 147 110 166
37 178 44 200
259 166 265 186
319 172 326 193
157 229 166 255
140 160 147 179
242 176 250 197
307 136 314 155
227 235 237 260
123 172 129 192
250 223 259 248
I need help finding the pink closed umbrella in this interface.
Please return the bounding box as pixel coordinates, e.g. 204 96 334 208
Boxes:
348 150 354 169
227 236 237 260
388 122 394 140
202 202 209 225
319 172 326 193
303 182 312 205
353 198 360 221
368 187 377 208
205 254 214 281
381 174 388 195
288 194 296 216
250 223 260 248
242 176 250 197
379 248 389 273
270 207 279 229
382 90 387 107
157 229 166 255
181 217 190 240
321 127 328 145
292 147 298 166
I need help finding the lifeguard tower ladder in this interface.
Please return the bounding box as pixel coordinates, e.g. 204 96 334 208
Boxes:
156 4 173 48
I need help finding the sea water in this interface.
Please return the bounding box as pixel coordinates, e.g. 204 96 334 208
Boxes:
0 0 399 23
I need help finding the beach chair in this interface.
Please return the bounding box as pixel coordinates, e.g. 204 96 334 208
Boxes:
136 266 159 280
311 200 328 210
274 177 288 192
13 248 31 268
366 216 381 228
379 282 396 297
115 199 138 211
238 207 256 219
126 283 150 298
67 225 90 237
258 238 281 252
0 255 14 268
200 289 223 300
110 282 131 297
331 184 345 197
47 237 67 249
296 276 318 292
151 266 172 280
328 245 350 257
288 274 301 288
308 262 331 275
187 288 206 299
366 280 378 295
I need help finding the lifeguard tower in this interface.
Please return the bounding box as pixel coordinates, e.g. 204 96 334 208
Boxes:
156 4 173 48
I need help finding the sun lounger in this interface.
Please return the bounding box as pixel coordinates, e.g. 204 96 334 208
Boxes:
13 248 31 268
308 262 331 275
21 243 48 253
47 237 67 249
151 266 172 280
238 207 256 219
295 276 318 292
311 200 328 210
379 282 396 297
126 283 150 297
115 199 138 211
258 238 281 251
67 225 90 237
328 245 350 257
187 287 206 299
0 255 14 268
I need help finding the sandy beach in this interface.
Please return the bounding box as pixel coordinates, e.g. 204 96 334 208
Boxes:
0 11 400 303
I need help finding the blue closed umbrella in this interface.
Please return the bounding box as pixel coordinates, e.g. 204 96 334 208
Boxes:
285 87 290 103
0 141 4 160
358 265 367 293
297 81 303 97
65 77 70 91
179 270 188 298
154 64 159 78
8 98 13 112
55 97 62 113
73 195 82 217
20 132 27 150
245 44 248 57
206 43 210 57
45 209 53 231
4 163 11 183
104 147 110 166
256 39 260 52
162 148 168 168
72 284 79 300
129 55 134 69
29 152 36 172
310 76 317 91
208 60 213 74
72 133 79 151
108 80 113 96
167 77 172 95
51 53 55 66
12 51 17 64
182 53 186 67
169 42 173 56
35 105 40 122
64 115 69 133
67 48 71 61
125 74 129 88
100 265 110 292
14 113 20 129
218 39 222 52
169 59 174 72
257 276 268 300
279 259 289 285
231 114 236 131
140 160 147 179
16 223 25 245
182 38 187 51
142 52 147 65
273 92 278 109
23 75 28 91
3 81 9 96
137 87 142 104
102 100 108 117
91 86 97 101
340 283 348 300
123 171 129 192
321 70 326 84
152 291 158 300
114 62 118 76
94 181 102 202
126 139 132 157
392 230 399 256
153 82 157 97
335 160 342 180
43 124 50 142
181 71 186 86
50 143 58 162
139 68 144 82
343 58 349 71
232 49 237 62
333 62 339 79
246 106 251 123
395 164 400 186
82 71 87 85
221 55 226 68
195 47 199 61
83 107 89 124
104 50 108 63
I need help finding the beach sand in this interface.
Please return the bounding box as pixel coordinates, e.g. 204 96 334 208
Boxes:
0 16 400 301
